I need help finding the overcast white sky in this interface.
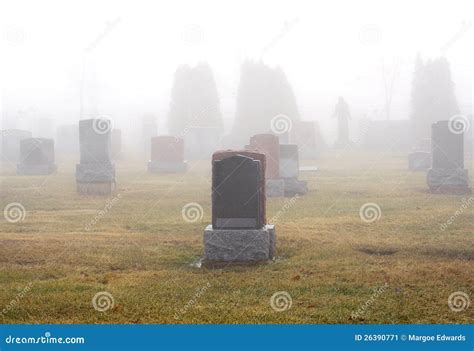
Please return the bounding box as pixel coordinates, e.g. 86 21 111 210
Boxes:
1 0 473 138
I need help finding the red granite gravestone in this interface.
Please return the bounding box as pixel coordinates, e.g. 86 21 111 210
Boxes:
151 136 184 162
212 150 266 225
148 136 187 173
247 134 280 180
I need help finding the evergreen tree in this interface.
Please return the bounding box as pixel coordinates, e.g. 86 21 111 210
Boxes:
168 62 223 137
410 56 459 144
232 60 300 144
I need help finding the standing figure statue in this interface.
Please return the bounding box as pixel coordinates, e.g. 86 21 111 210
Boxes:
332 96 352 147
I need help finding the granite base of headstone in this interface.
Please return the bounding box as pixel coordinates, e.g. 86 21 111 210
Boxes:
16 138 57 175
408 151 431 171
427 169 470 194
203 224 276 264
76 119 116 196
203 153 276 265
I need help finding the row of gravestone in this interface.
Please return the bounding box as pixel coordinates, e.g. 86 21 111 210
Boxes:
407 120 470 194
1 120 309 198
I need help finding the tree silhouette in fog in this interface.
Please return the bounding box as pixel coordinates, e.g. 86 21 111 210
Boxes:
410 55 459 145
168 62 223 137
232 60 300 144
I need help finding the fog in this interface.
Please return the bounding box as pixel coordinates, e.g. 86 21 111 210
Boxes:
2 0 473 147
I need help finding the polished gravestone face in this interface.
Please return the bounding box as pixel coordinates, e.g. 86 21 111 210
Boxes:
151 136 184 163
20 138 54 165
248 133 280 179
212 154 263 229
79 119 112 165
432 121 464 169
212 150 266 225
279 144 299 179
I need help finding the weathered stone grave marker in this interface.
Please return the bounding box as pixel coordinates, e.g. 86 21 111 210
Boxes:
17 138 57 175
76 118 116 195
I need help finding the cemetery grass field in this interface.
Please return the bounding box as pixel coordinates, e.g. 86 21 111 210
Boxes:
1 151 472 324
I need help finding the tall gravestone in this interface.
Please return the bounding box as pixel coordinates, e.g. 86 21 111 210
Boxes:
427 121 470 193
148 136 187 173
203 153 276 264
279 144 308 196
17 138 57 175
0 129 32 164
247 133 284 197
76 118 116 195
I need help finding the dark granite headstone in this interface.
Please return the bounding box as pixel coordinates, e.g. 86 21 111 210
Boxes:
431 121 464 169
212 150 266 225
212 155 263 229
17 138 56 175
